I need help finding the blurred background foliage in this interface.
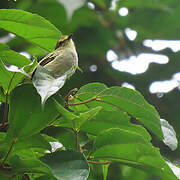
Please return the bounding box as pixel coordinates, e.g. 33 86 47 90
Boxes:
0 0 180 179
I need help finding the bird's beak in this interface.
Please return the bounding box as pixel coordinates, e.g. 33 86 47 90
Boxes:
68 34 73 39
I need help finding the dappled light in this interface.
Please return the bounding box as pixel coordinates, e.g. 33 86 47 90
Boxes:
121 82 135 90
143 39 180 52
118 7 129 16
107 52 169 75
125 28 137 41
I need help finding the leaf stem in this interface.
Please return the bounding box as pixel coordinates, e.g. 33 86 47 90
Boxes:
75 130 79 152
0 139 16 166
2 73 16 127
74 97 90 108
67 97 97 106
2 93 9 127
88 160 110 165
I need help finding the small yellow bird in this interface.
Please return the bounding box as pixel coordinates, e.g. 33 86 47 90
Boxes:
32 34 78 78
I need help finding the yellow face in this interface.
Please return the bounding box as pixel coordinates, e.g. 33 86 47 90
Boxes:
55 34 73 50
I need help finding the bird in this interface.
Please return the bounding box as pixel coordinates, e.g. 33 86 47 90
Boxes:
32 34 78 78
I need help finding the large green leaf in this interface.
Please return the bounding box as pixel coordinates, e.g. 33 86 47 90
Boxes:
55 98 102 129
92 128 178 180
0 9 61 51
74 106 102 129
72 83 163 139
40 150 90 180
77 83 108 95
0 43 33 92
0 60 19 92
0 43 31 67
6 84 59 141
12 134 51 153
0 133 51 154
9 155 52 175
68 83 108 112
42 127 88 150
81 110 151 141
97 87 163 139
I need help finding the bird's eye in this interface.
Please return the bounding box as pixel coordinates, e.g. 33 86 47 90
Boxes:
55 41 63 50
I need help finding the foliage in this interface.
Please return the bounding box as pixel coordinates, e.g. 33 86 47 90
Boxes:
0 1 180 180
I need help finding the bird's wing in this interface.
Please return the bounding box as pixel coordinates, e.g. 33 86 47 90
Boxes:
39 52 56 66
31 52 56 78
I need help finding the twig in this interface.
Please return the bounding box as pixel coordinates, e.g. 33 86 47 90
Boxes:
0 139 16 166
0 173 16 178
74 97 90 108
64 88 78 105
67 97 97 106
88 160 110 165
0 122 9 129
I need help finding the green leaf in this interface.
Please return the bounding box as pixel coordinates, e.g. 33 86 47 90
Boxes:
42 127 88 150
12 134 51 153
0 88 5 102
35 175 57 180
92 128 178 180
75 83 163 139
74 106 102 129
55 100 102 130
6 84 59 141
0 43 31 67
120 165 149 180
81 110 151 141
0 60 18 92
102 163 109 180
69 83 108 112
54 98 77 121
0 56 37 92
9 155 52 175
43 127 76 149
77 82 108 96
96 87 163 139
40 150 90 180
0 9 61 51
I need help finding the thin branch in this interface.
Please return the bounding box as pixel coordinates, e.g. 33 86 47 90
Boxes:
0 122 9 129
64 88 78 105
88 160 110 165
0 173 16 179
1 139 16 166
74 97 90 108
67 97 97 106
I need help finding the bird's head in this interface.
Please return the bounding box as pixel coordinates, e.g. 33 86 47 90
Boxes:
55 34 74 50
